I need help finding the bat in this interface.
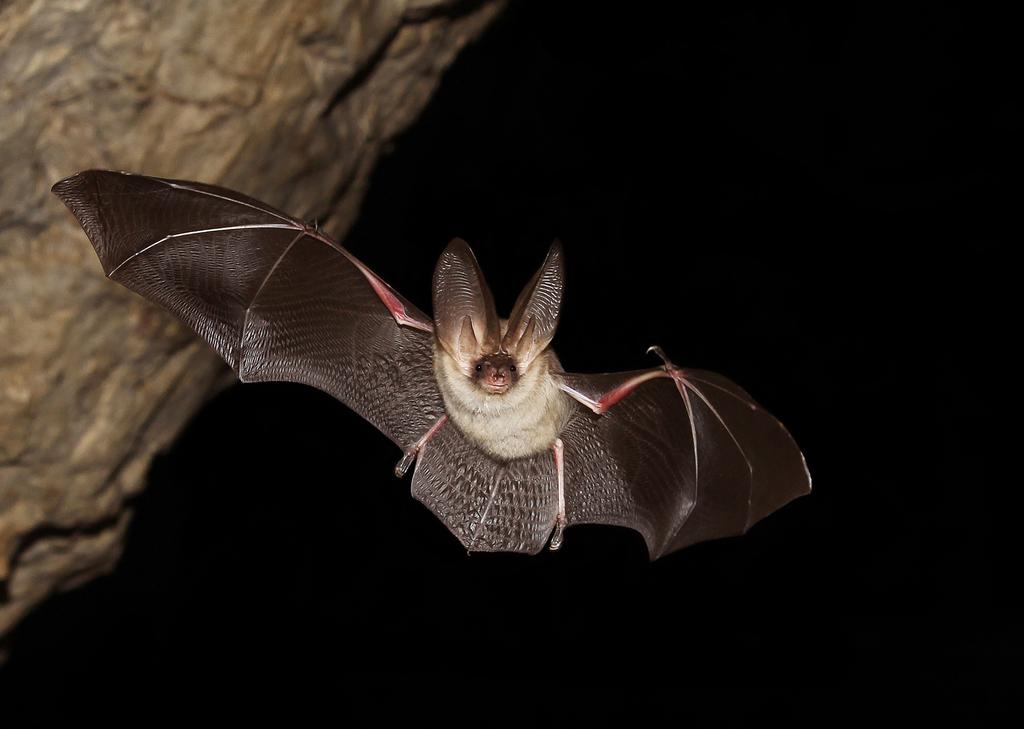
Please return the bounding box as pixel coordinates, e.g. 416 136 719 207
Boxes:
52 170 811 559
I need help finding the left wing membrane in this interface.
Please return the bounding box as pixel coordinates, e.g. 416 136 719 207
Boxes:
556 366 811 558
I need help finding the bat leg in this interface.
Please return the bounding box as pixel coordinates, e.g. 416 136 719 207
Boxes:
394 415 448 477
549 437 566 551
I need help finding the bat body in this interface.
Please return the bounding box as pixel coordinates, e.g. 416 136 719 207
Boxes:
52 170 811 559
433 342 571 461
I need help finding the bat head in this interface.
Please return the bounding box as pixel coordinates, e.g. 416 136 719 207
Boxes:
433 239 564 393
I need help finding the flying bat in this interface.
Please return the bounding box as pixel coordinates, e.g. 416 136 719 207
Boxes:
52 170 811 558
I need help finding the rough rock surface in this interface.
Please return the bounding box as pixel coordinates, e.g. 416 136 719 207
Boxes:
0 0 504 652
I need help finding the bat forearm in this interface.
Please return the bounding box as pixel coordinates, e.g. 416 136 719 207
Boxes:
558 368 669 414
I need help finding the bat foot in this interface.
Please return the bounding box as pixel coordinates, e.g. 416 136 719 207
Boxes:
395 415 449 478
394 449 416 478
549 518 566 551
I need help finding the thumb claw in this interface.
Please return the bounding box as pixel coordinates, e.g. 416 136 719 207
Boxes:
647 345 671 366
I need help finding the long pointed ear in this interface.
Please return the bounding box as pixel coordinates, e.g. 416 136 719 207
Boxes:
501 240 565 369
432 238 501 371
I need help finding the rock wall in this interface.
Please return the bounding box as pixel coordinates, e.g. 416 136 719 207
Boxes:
0 0 504 652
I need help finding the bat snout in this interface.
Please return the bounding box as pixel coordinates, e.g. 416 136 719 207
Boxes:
474 354 519 394
483 365 510 393
488 368 508 384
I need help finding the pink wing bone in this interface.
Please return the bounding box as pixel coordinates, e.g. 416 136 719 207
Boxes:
159 178 433 334
307 228 434 333
556 346 754 475
559 367 667 414
559 346 747 413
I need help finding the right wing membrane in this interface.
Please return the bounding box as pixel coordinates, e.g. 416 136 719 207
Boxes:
558 368 811 558
52 170 443 450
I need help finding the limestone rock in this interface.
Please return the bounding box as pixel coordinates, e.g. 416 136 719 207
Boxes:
0 0 504 647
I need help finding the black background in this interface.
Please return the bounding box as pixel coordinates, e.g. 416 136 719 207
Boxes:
1 1 1013 722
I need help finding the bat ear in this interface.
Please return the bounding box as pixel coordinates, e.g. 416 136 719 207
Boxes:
432 238 501 370
502 239 564 369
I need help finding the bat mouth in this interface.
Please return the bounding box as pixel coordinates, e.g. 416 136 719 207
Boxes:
481 381 510 395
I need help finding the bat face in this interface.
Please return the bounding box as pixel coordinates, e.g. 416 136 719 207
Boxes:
472 352 519 394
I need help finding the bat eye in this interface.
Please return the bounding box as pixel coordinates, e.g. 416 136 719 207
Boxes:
475 364 482 372
509 365 516 372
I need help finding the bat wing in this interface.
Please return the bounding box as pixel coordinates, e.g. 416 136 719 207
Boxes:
557 365 811 559
409 420 559 555
52 170 444 451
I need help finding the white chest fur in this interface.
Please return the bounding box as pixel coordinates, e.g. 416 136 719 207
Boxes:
433 342 572 461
